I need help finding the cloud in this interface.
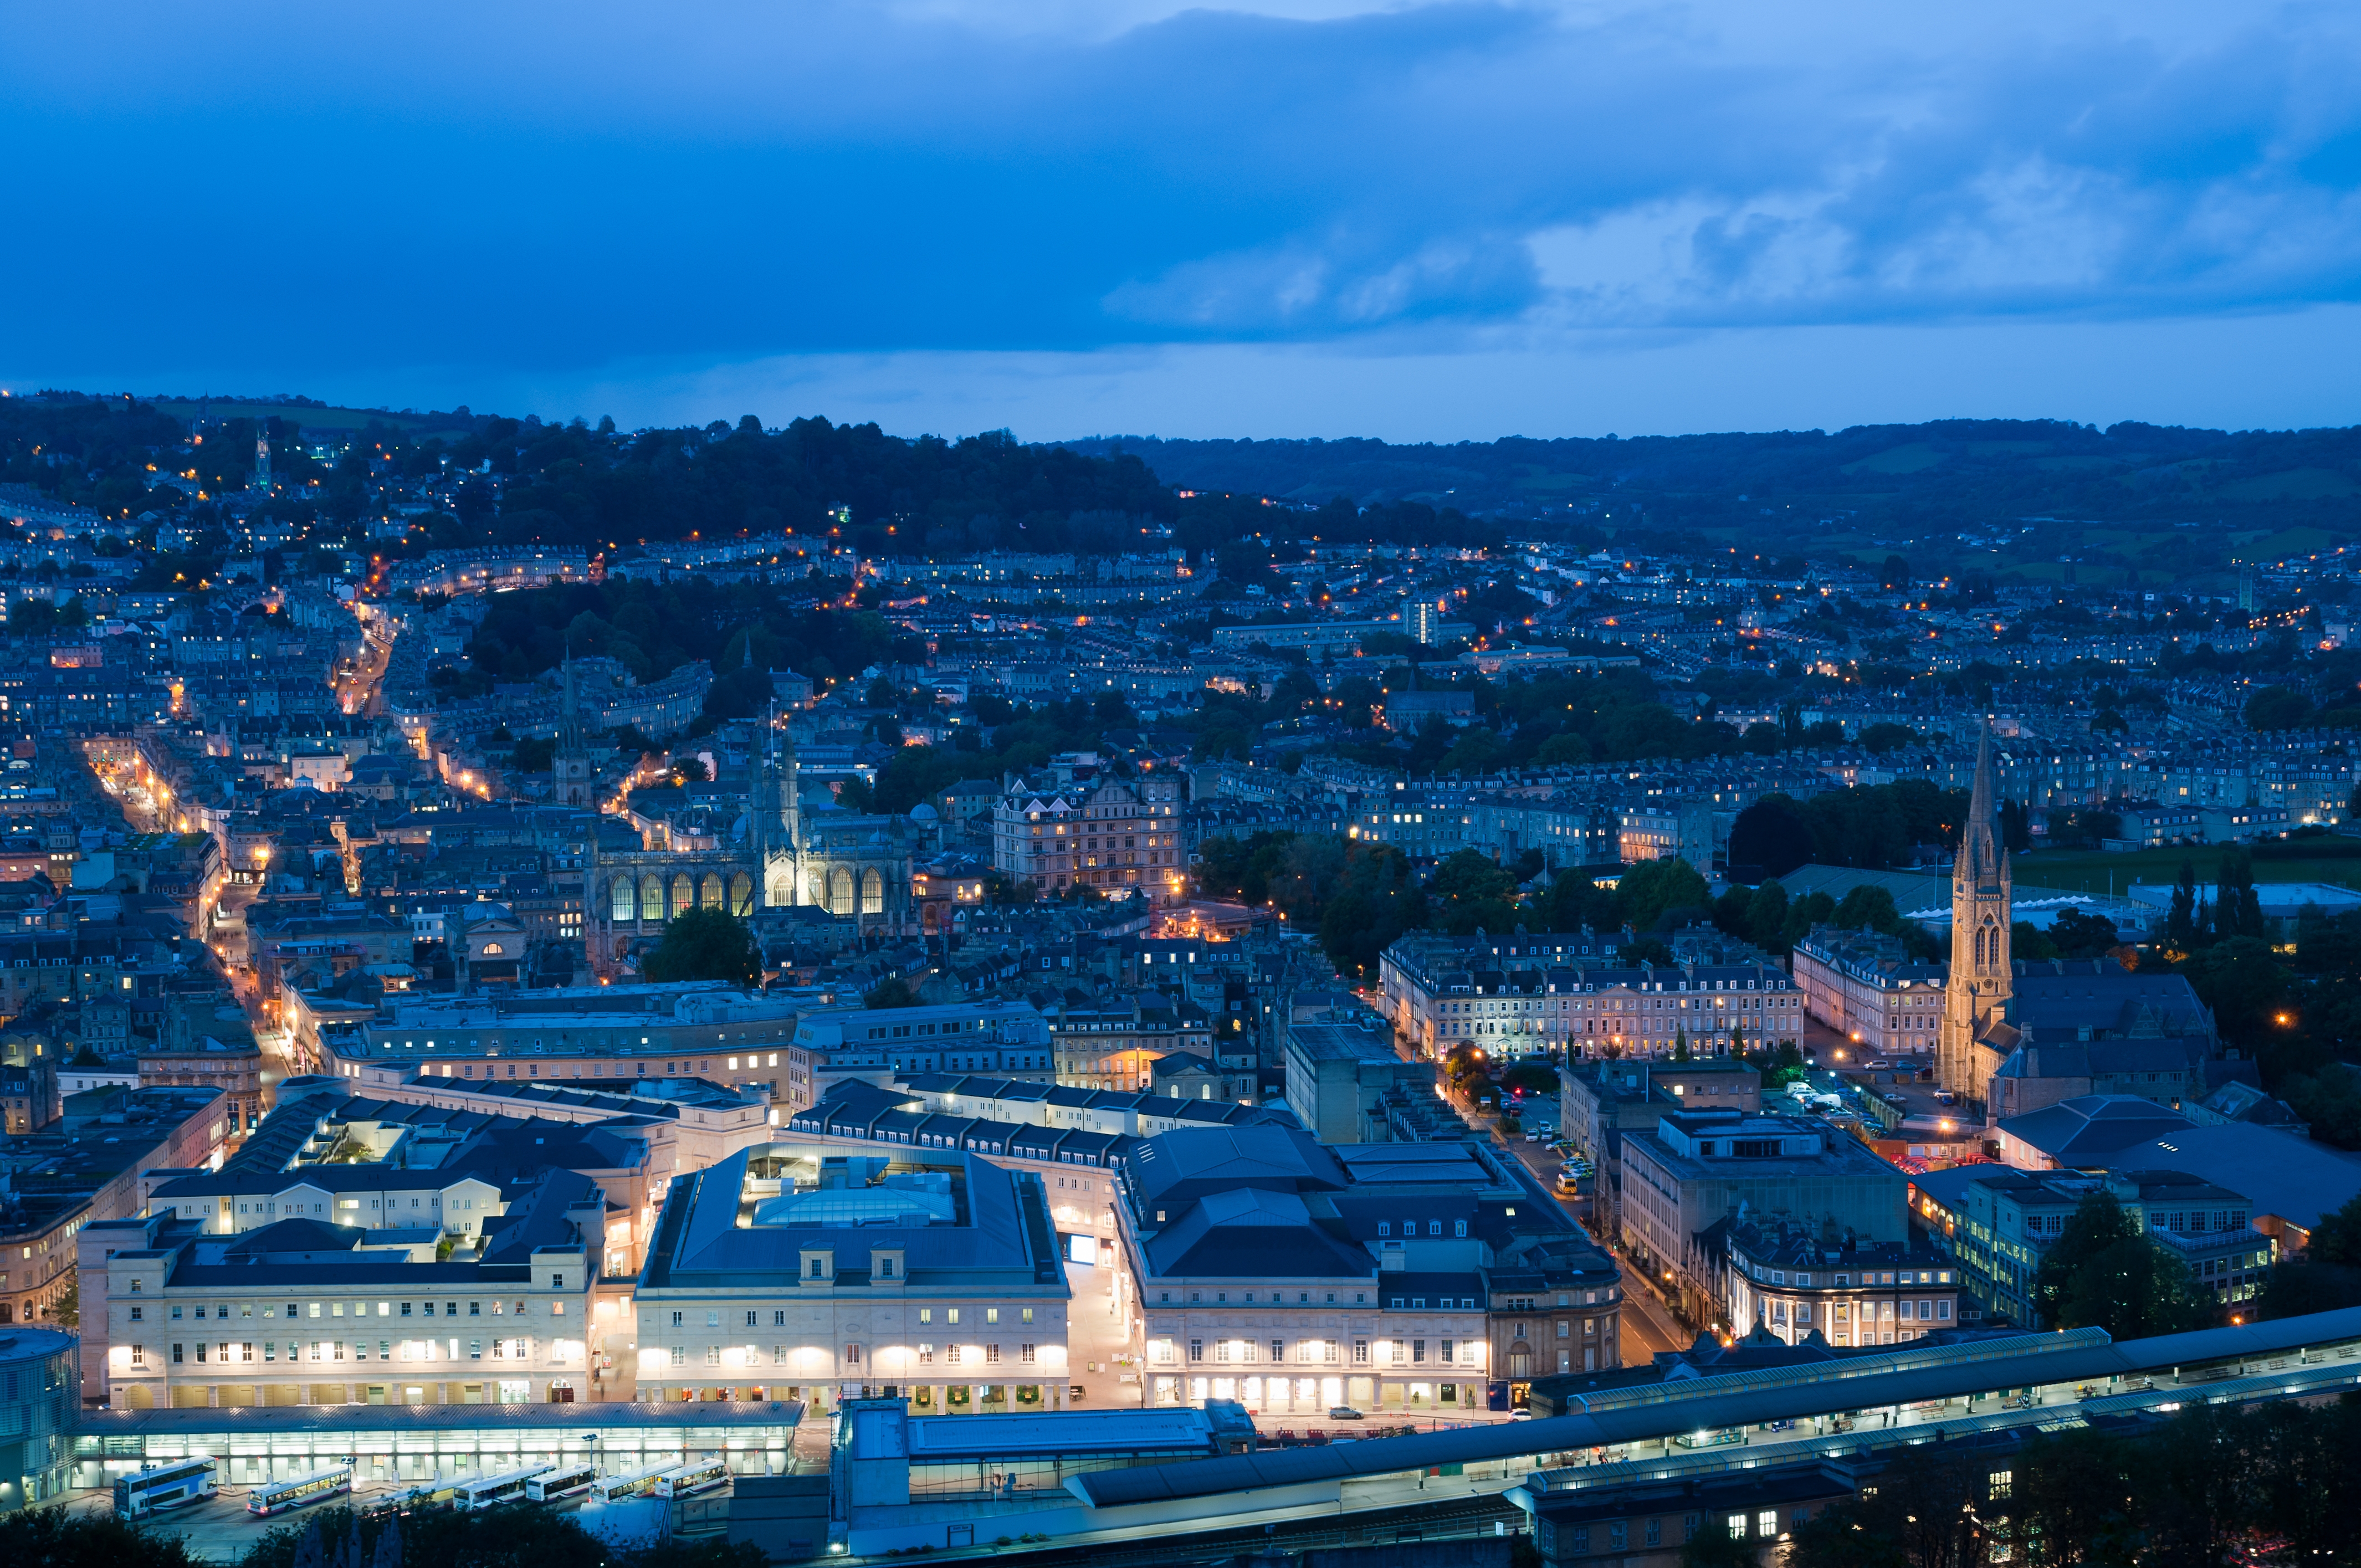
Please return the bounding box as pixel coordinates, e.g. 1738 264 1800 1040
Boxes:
3 1 2360 428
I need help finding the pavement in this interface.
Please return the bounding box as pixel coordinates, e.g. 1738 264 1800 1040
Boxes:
1061 1257 1144 1410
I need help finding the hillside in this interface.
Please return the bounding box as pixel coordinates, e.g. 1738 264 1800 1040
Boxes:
1063 420 2361 537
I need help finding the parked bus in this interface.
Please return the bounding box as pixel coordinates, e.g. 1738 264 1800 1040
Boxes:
361 1481 459 1520
592 1462 676 1502
653 1459 729 1499
456 1465 552 1511
115 1457 217 1519
525 1465 597 1503
248 1467 354 1518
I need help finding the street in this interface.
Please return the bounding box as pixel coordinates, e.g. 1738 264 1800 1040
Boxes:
1482 1102 1684 1366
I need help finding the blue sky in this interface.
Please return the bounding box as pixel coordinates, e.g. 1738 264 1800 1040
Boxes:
6 1 2360 438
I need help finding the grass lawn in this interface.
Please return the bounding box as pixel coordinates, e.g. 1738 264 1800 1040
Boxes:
2014 836 2361 898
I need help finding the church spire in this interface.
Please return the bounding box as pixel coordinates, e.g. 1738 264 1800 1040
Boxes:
552 639 593 807
1939 719 2013 1107
1958 722 2000 883
558 639 583 750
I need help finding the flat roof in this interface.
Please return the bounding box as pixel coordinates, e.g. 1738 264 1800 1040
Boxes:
903 1406 1220 1459
1065 1305 2361 1509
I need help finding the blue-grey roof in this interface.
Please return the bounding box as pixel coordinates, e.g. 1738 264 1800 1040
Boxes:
643 1144 1061 1289
1998 1094 2195 1163
1143 1187 1371 1280
2104 1123 2361 1231
1128 1125 1350 1211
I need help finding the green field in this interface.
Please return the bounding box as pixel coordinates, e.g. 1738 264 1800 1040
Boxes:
2015 837 2361 899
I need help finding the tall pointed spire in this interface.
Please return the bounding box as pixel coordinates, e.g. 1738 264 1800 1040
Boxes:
558 638 582 750
552 638 593 808
1940 718 2013 1108
1958 722 1999 882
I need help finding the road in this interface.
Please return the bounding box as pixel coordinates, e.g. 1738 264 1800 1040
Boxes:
1484 1105 1685 1366
335 613 395 715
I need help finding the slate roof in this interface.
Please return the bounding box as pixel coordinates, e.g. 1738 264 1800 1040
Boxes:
1142 1187 1372 1280
1997 1093 2196 1165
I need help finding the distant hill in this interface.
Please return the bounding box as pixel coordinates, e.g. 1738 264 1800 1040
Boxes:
1062 422 2361 540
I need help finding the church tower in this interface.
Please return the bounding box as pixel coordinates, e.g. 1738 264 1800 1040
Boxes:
1939 724 2012 1103
551 646 596 808
751 703 805 908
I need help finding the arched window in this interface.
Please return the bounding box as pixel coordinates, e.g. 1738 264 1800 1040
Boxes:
861 868 884 916
610 878 636 923
700 872 725 911
828 869 856 916
729 872 754 916
641 874 665 923
671 874 695 919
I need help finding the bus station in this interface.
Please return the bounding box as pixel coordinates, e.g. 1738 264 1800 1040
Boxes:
70 1398 803 1494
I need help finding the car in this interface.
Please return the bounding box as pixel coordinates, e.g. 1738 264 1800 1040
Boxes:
1524 1128 1543 1142
1329 1406 1365 1421
1508 1408 1533 1421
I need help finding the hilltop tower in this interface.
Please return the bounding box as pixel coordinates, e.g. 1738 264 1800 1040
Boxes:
1938 724 2012 1102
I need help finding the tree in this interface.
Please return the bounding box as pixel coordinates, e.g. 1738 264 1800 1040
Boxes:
1501 1062 1559 1098
1857 721 1918 755
2309 1190 2361 1267
2013 920 2061 962
1788 1437 1989 1568
1438 726 1507 776
2215 846 2267 942
864 976 921 1009
1316 843 1426 979
2047 908 2123 962
2004 1425 2143 1568
2 1508 204 1568
1831 883 1903 935
1428 849 1522 934
1744 882 1791 951
2175 936 2290 1051
639 907 761 986
2252 1255 2361 1320
2034 1190 2215 1338
2246 684 2314 731
1728 793 1814 878
1677 1519 1761 1568
1999 798 2031 853
2166 860 2198 951
1618 857 1710 931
